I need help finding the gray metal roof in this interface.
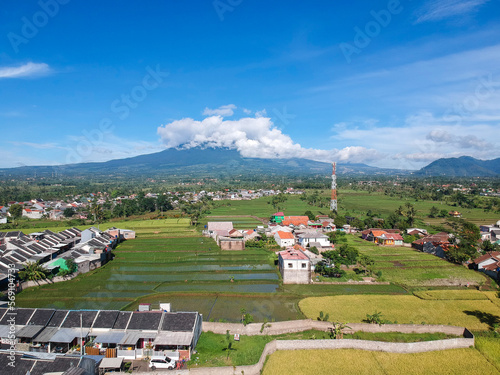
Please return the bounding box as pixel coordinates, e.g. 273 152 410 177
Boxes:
99 357 123 369
33 327 59 342
0 325 11 338
93 331 125 344
50 328 89 343
119 331 156 346
153 331 193 346
16 325 45 339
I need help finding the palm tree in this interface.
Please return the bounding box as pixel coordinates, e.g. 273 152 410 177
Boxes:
19 261 48 283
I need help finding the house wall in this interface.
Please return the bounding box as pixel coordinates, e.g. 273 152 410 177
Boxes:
220 239 245 250
278 257 311 284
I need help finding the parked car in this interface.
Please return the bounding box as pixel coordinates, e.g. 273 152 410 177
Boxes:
149 356 175 370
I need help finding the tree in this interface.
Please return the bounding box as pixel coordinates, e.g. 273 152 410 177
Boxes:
63 207 75 218
19 261 48 283
223 330 233 359
58 259 78 276
270 193 288 212
446 218 481 263
9 203 22 219
429 206 439 218
304 210 316 221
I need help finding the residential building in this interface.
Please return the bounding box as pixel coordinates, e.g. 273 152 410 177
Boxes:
278 248 311 284
274 231 295 248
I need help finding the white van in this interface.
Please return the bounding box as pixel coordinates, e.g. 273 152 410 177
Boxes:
149 356 175 370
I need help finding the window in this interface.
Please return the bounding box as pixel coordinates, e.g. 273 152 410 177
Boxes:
301 263 307 268
288 263 293 268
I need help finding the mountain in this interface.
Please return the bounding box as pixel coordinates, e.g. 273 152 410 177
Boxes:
416 156 500 177
0 147 406 179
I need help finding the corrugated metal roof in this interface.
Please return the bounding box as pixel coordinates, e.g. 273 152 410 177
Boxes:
49 328 89 343
99 357 123 369
119 331 156 345
16 325 45 338
94 331 125 344
153 331 193 346
33 327 59 342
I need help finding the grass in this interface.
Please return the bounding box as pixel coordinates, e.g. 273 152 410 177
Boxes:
346 235 487 287
299 294 500 330
414 290 490 300
261 348 500 375
475 337 500 371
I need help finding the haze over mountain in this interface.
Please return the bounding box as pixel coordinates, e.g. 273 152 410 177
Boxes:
0 147 405 179
415 156 500 177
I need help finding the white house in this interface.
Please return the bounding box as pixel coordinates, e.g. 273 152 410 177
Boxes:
297 231 330 248
278 248 311 284
474 251 500 279
274 231 295 248
22 208 44 219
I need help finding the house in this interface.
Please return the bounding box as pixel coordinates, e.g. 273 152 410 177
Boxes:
0 307 202 361
376 233 404 246
297 231 331 248
407 228 428 237
412 232 451 259
282 216 309 228
274 231 295 248
449 211 462 218
270 212 285 224
106 227 136 240
278 248 311 284
207 222 233 236
22 208 44 219
474 251 500 280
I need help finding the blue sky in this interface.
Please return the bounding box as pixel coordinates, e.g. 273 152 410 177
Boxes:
1 0 499 170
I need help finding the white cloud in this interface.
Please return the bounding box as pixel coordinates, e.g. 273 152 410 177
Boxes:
0 62 51 79
202 104 236 117
426 130 492 150
415 0 489 23
242 108 252 114
157 115 380 164
255 109 267 118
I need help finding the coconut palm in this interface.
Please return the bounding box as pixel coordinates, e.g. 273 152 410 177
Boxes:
19 261 48 283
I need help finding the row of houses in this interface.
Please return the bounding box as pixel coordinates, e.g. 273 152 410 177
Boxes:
0 307 202 361
0 227 135 289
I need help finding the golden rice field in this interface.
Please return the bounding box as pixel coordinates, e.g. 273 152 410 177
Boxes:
262 348 499 375
299 293 500 330
413 289 490 300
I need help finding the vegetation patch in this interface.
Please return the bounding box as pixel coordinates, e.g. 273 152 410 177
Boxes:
413 290 490 300
299 295 500 330
262 348 500 375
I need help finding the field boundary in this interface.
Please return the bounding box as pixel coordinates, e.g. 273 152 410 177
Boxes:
202 319 469 336
136 322 474 374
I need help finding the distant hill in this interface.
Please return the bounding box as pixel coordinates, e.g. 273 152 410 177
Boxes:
0 147 406 179
416 156 500 177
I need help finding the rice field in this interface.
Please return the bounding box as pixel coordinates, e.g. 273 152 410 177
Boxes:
299 294 500 330
262 348 500 375
346 236 487 287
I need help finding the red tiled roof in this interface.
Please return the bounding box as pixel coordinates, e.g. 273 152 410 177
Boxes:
277 231 294 239
474 251 500 265
384 233 404 240
282 216 309 227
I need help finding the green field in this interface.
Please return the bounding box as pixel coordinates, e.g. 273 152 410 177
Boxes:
337 189 500 226
346 235 487 287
